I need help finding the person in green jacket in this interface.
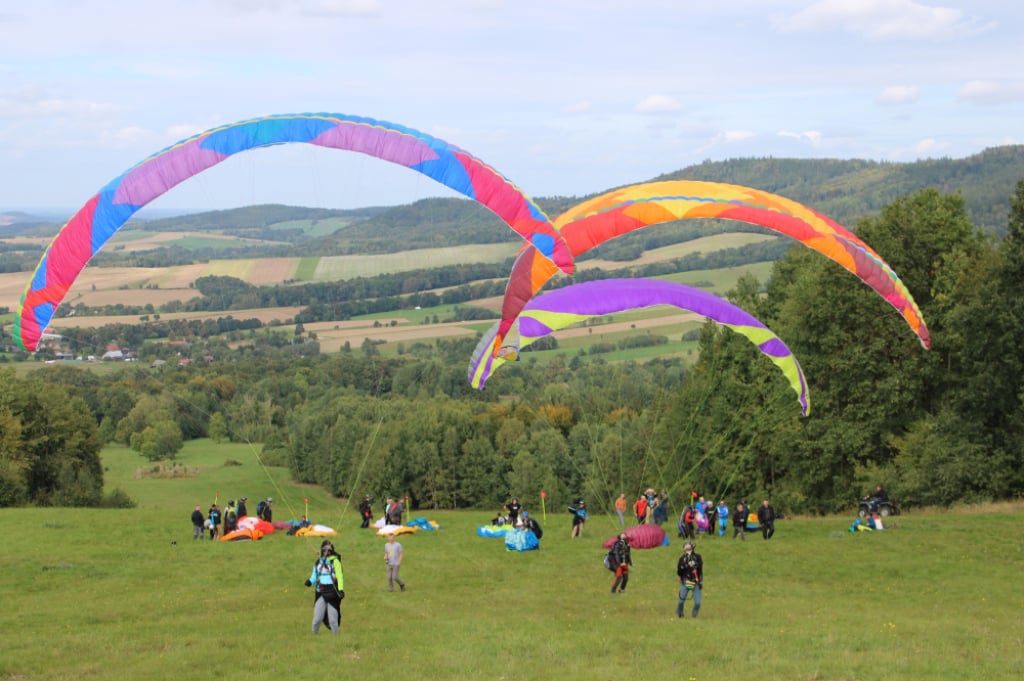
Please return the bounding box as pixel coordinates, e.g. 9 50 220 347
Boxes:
305 540 344 634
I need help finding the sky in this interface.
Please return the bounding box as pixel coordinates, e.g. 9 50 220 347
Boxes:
1 0 1022 217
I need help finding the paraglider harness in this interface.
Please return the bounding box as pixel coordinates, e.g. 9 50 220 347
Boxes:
311 555 345 604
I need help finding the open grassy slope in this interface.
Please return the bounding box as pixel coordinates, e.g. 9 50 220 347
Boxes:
1 440 1020 681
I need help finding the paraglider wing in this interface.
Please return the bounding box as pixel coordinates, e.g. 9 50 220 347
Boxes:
470 278 810 415
601 524 667 549
14 112 572 351
486 180 929 364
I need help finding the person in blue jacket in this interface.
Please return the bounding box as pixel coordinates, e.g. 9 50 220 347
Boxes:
305 540 344 634
570 499 589 538
716 500 730 537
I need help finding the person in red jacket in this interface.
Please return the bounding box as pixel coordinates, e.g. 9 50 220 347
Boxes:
633 495 648 524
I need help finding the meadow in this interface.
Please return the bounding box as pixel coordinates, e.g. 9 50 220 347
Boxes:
1 440 1021 681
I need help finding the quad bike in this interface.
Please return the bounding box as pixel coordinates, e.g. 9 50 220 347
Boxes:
858 497 900 518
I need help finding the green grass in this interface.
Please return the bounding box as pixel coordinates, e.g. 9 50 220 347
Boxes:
1 439 1021 680
294 256 321 281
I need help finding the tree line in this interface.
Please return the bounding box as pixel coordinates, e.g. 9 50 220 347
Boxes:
4 183 1024 516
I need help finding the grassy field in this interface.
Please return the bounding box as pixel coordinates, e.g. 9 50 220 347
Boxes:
1 440 1021 681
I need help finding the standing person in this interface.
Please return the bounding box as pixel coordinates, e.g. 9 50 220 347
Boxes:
384 533 406 592
757 499 776 540
679 506 695 540
388 496 404 526
633 495 648 524
507 497 522 527
676 541 703 618
237 496 248 518
223 500 238 535
732 502 749 541
257 497 273 522
654 489 670 525
609 533 633 594
358 495 373 529
305 540 344 635
191 506 205 540
571 500 588 538
208 504 221 540
614 493 627 526
715 500 729 537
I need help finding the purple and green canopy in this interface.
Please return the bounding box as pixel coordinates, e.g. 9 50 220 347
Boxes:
470 278 810 415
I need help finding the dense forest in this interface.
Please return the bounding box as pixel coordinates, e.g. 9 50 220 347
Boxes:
3 152 1024 515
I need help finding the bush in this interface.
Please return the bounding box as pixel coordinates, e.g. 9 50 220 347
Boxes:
101 488 137 508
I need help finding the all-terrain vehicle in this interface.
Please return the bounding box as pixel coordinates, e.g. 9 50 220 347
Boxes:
858 496 900 518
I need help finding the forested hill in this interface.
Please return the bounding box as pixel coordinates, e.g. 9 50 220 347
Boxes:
656 145 1024 234
6 145 1023 245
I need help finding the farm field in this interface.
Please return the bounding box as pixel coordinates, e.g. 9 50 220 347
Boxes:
1 230 782 367
0 440 1020 681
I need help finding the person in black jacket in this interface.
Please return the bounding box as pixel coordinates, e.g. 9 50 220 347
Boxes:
757 499 775 540
507 497 522 527
676 542 703 618
732 502 749 541
358 495 373 529
609 533 633 593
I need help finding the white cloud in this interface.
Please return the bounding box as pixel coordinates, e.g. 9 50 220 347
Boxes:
957 79 1024 105
0 88 115 119
634 95 681 114
876 85 920 105
777 130 823 146
914 137 950 155
723 130 755 143
773 0 994 40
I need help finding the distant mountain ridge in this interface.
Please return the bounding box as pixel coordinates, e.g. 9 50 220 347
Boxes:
5 145 1023 243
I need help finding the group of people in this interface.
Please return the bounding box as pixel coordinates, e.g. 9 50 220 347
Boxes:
298 489 787 634
677 496 776 541
621 489 670 526
604 531 704 618
190 495 274 540
357 494 406 529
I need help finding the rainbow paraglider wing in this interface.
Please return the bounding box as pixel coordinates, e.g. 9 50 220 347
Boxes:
489 180 930 360
14 113 572 351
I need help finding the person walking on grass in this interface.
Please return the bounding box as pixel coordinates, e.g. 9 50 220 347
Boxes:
614 493 627 526
208 504 221 541
757 499 776 540
676 541 703 618
570 500 588 538
609 533 633 594
191 506 205 540
384 533 406 592
732 502 749 541
305 540 344 635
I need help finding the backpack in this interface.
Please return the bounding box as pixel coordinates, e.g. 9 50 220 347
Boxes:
603 549 617 571
256 501 267 517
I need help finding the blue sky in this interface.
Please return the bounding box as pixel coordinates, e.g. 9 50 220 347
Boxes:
1 0 1021 215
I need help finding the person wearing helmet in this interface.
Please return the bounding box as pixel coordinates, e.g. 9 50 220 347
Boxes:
305 540 344 634
257 497 273 522
676 541 703 618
